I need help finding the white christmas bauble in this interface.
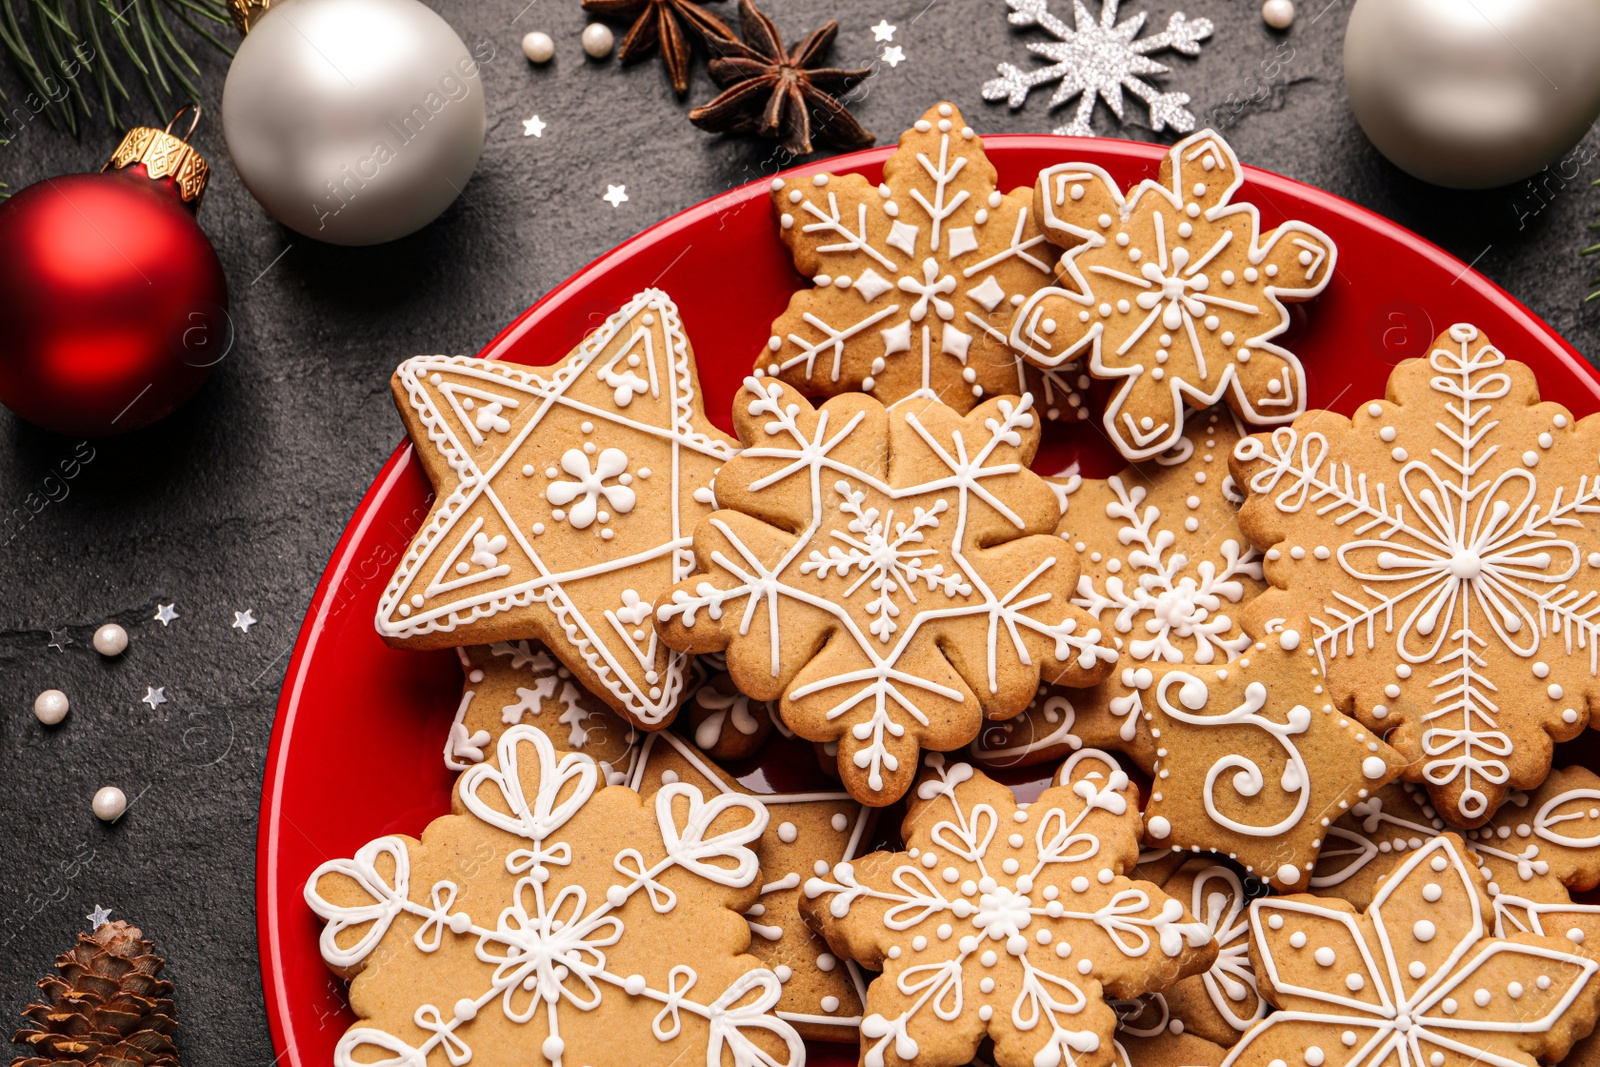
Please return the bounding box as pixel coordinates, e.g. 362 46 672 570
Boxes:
34 689 69 725
522 31 554 64
93 786 127 821
1262 0 1294 29
1344 0 1600 189
93 623 128 656
222 0 486 245
581 22 614 59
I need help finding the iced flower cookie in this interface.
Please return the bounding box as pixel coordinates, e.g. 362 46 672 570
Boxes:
801 751 1215 1067
631 728 871 1041
1008 128 1335 461
1227 833 1600 1067
1136 630 1408 889
376 289 736 730
655 378 1118 805
763 101 1084 417
973 410 1264 771
445 641 638 782
304 725 801 1067
1231 324 1600 825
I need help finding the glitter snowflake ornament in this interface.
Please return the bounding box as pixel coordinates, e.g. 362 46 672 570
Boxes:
982 0 1213 137
801 750 1216 1067
305 725 802 1067
1231 324 1600 826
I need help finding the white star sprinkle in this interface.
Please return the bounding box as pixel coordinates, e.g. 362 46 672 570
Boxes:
603 184 629 208
141 686 167 710
85 905 112 929
47 629 71 652
232 609 257 633
522 115 546 138
153 603 179 626
881 44 905 67
871 19 896 41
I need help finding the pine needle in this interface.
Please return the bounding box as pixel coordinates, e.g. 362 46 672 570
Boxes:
0 0 232 133
1586 177 1600 303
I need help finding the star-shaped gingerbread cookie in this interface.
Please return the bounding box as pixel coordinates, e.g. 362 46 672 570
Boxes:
377 289 736 729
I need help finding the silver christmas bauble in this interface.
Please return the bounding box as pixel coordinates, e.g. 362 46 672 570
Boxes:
222 0 486 245
1344 0 1600 189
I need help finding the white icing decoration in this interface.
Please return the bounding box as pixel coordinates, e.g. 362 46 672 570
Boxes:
375 290 735 726
1234 326 1600 821
1231 836 1599 1067
659 381 1116 798
309 727 800 1067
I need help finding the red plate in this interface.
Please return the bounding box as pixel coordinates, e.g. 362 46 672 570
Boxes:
257 135 1600 1067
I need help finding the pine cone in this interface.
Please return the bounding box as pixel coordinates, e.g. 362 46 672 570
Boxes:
11 921 178 1067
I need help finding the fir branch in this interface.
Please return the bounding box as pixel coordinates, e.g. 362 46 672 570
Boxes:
0 0 231 136
1585 176 1600 302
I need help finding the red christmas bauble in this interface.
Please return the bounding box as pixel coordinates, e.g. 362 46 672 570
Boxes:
0 115 229 436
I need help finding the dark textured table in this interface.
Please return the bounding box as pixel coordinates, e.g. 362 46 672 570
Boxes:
0 0 1596 1060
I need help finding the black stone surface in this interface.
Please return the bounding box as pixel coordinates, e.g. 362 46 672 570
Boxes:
0 0 1596 1062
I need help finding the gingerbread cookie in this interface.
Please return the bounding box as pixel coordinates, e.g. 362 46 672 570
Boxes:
656 378 1118 805
304 725 801 1067
445 642 638 783
630 728 872 1040
974 410 1264 771
1136 627 1408 889
376 289 737 729
1008 129 1336 461
1231 324 1600 825
684 671 779 762
762 101 1083 416
1230 833 1600 1067
1130 858 1265 1047
802 750 1216 1067
1313 767 1600 910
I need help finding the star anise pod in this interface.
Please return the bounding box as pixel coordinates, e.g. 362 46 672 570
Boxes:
689 0 874 156
582 0 736 96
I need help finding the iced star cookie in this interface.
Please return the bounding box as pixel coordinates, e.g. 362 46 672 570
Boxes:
763 101 1084 416
376 289 737 730
1227 833 1600 1067
1313 767 1600 910
1008 129 1336 461
801 751 1216 1067
1231 324 1600 825
1135 629 1409 889
656 378 1119 806
1124 859 1265 1048
630 728 871 1041
445 642 638 783
304 725 801 1067
973 410 1264 772
684 671 779 762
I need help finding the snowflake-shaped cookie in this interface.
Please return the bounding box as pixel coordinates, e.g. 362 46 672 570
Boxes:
801 751 1215 1067
762 101 1083 416
1136 631 1408 889
1130 858 1266 1047
981 0 1213 138
975 410 1264 771
376 289 736 728
1228 833 1600 1067
445 642 639 782
632 728 872 1041
655 378 1118 805
1009 129 1336 461
1231 324 1600 825
304 725 802 1067
1313 767 1600 911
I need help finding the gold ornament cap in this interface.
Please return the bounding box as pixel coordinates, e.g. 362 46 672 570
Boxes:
104 105 210 207
229 0 272 35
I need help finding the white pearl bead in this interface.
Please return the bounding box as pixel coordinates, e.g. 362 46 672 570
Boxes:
581 22 614 58
93 786 127 822
92 623 128 656
34 689 69 725
521 30 554 63
1262 0 1295 28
